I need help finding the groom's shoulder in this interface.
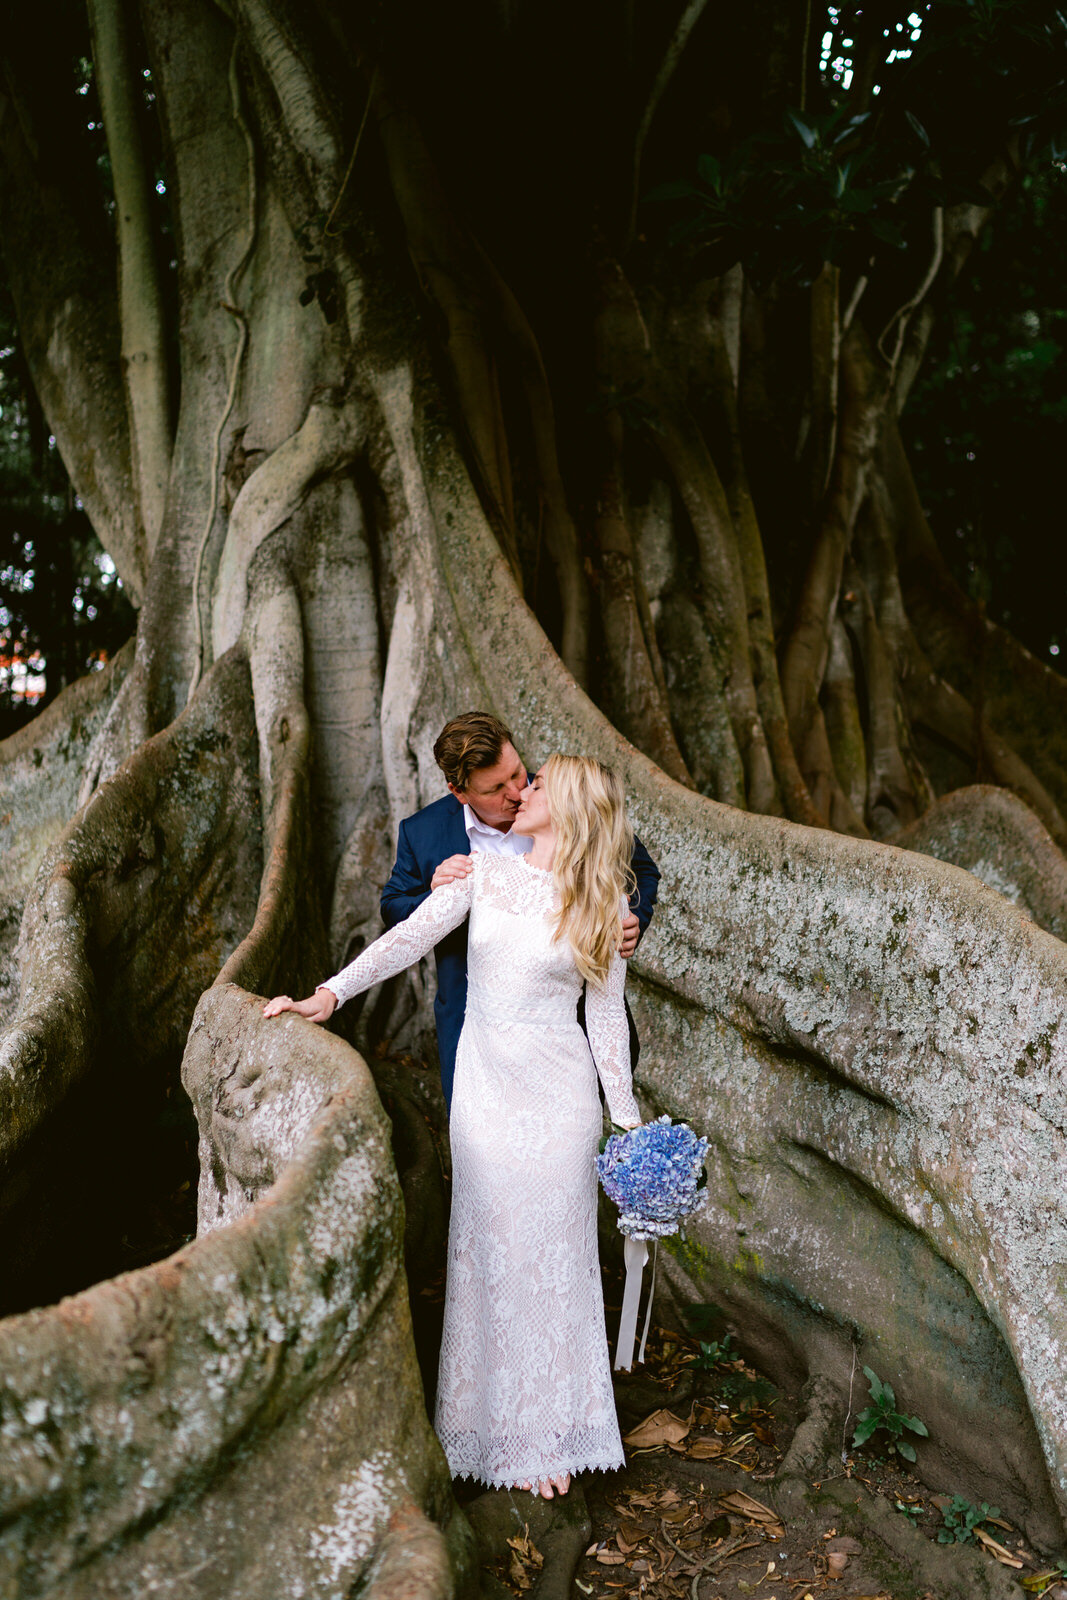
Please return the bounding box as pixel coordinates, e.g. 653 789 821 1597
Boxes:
401 791 463 837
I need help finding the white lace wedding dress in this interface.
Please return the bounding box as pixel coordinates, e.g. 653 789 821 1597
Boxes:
323 850 641 1488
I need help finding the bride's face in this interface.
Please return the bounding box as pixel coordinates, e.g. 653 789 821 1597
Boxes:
512 768 551 836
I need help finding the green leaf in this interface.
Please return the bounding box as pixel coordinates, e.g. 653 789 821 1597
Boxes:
697 154 722 192
906 1415 929 1436
862 1366 884 1401
896 1440 917 1462
881 1379 897 1409
786 109 817 149
852 1414 879 1446
905 110 931 147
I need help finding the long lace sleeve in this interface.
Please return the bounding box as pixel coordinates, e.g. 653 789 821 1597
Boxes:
585 948 641 1128
322 873 473 1008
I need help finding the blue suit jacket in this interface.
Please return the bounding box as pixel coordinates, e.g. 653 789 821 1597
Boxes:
380 791 660 1108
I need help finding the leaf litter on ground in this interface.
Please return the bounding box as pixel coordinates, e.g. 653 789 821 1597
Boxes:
505 1525 544 1590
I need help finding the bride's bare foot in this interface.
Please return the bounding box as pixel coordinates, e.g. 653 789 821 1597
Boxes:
550 1472 571 1495
538 1478 555 1499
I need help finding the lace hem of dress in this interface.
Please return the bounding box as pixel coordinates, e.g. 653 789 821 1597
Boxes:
439 1425 625 1488
447 1452 625 1490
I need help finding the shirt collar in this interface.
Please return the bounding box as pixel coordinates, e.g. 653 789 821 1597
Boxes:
463 802 510 839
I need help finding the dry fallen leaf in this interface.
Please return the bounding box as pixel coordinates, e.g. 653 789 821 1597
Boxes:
687 1437 725 1459
505 1532 543 1568
507 1550 532 1589
661 1505 695 1524
714 1413 735 1435
718 1491 779 1524
506 1526 543 1591
596 1551 626 1565
974 1527 1025 1568
623 1408 693 1448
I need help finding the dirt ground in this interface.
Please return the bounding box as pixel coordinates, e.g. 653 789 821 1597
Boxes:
457 1266 1064 1600
381 1053 1061 1600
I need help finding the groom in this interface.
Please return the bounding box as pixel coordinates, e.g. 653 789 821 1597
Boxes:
380 711 660 1109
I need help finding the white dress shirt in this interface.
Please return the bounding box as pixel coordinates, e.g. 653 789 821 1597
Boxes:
462 803 533 858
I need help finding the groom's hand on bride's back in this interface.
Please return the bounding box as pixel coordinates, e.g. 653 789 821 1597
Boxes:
430 853 474 891
620 911 640 959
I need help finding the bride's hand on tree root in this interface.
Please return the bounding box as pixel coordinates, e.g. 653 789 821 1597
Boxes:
262 988 337 1022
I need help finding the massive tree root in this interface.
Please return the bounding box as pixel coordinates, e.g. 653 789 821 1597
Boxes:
0 981 472 1598
895 784 1067 942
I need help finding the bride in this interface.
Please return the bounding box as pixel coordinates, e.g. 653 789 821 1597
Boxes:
264 753 642 1498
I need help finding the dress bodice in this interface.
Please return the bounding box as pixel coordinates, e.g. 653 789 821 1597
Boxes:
323 852 639 1127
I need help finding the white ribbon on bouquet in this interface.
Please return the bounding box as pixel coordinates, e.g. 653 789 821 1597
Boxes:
614 1236 658 1370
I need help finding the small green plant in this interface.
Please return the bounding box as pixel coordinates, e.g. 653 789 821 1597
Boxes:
692 1334 736 1370
937 1495 1001 1545
894 1497 924 1525
851 1367 929 1463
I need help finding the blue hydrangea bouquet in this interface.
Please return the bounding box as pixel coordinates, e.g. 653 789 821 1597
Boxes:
597 1114 709 1240
597 1115 709 1370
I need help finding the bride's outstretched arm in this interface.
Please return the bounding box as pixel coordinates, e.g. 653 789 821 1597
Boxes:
263 871 474 1020
585 949 642 1129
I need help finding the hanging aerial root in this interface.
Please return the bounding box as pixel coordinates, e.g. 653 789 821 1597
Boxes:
881 418 1067 825
218 572 328 999
596 255 777 809
88 0 174 555
781 325 885 770
699 303 821 825
212 394 364 661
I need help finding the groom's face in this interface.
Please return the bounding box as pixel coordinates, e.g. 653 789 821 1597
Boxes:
450 741 527 830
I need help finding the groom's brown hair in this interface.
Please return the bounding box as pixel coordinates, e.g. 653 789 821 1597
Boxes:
434 712 515 793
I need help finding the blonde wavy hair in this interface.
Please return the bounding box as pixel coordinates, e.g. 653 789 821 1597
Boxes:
542 754 636 988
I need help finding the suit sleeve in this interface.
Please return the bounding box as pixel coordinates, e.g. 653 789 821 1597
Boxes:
380 818 431 929
629 834 660 940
